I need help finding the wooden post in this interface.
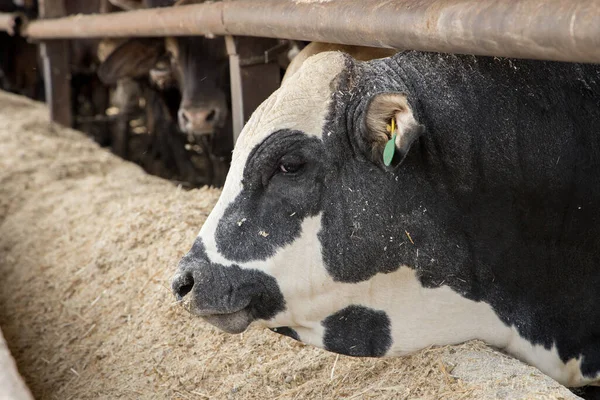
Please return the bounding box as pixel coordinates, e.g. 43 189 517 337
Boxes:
237 38 281 126
38 0 72 127
225 35 244 144
225 36 282 145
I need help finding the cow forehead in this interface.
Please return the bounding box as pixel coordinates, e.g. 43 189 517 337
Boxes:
199 52 348 262
233 51 347 161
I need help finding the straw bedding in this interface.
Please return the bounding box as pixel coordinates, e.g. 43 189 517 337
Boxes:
0 91 577 399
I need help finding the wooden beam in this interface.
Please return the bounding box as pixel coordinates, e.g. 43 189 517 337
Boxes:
38 0 72 127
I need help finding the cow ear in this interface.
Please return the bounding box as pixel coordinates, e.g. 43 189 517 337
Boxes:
97 38 165 85
363 93 424 168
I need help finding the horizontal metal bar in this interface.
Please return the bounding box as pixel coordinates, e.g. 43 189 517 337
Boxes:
8 0 600 63
23 3 225 38
0 12 21 36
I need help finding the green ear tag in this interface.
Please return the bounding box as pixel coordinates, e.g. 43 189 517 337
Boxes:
383 133 397 166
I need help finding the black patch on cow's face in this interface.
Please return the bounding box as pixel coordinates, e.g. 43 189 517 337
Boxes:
175 240 286 327
301 59 466 284
322 305 392 357
270 327 300 341
215 130 326 262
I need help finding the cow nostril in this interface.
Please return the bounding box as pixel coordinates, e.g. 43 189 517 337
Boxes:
179 109 190 125
173 272 194 301
205 109 216 123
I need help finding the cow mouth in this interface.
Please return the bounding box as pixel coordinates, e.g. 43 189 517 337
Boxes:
179 294 253 334
201 308 253 334
173 241 287 336
192 131 217 139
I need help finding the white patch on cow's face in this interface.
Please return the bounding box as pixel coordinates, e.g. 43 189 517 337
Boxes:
240 215 497 348
198 51 347 263
250 214 512 354
251 215 597 386
201 203 596 387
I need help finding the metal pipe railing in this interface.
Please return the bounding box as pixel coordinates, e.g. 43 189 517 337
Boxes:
23 2 224 39
2 0 600 63
221 0 600 63
10 0 600 64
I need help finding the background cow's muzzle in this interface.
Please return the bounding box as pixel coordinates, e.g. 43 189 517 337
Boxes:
171 240 286 334
177 103 227 137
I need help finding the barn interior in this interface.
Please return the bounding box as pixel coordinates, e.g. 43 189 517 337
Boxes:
1 0 599 399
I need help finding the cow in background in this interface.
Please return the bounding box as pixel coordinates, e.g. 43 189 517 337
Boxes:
63 0 126 146
98 1 232 185
98 0 287 186
0 0 43 100
0 0 120 114
96 35 207 186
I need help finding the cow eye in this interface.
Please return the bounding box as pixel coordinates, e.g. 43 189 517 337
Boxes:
279 161 303 174
277 155 305 175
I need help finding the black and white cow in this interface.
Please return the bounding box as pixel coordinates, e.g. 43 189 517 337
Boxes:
172 50 600 388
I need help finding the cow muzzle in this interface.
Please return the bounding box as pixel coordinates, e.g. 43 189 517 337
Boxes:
177 106 225 136
171 267 253 334
171 240 286 334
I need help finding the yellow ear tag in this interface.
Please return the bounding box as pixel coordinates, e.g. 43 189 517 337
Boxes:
383 118 397 166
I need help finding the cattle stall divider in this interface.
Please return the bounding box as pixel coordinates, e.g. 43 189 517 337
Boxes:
1 0 600 140
225 35 245 143
38 0 72 128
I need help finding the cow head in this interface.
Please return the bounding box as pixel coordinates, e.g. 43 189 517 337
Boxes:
166 36 229 136
97 35 228 137
171 51 485 358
